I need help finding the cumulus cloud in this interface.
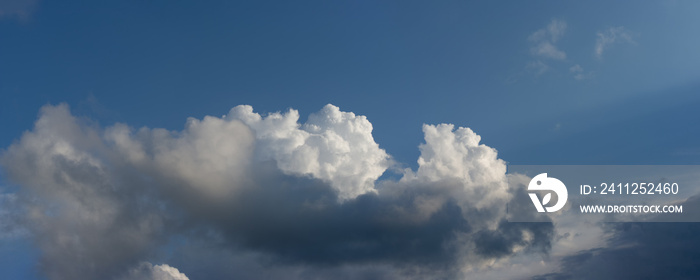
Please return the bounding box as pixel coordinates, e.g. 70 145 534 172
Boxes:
403 124 509 210
529 20 567 60
595 26 634 59
121 263 189 280
0 104 553 280
1 105 170 280
226 104 389 201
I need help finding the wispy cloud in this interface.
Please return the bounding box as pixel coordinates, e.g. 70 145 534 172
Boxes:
0 193 26 239
527 60 549 76
595 26 635 59
529 19 567 60
569 64 593 80
0 0 37 20
530 220 700 280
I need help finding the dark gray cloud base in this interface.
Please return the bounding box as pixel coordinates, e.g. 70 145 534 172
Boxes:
531 195 700 280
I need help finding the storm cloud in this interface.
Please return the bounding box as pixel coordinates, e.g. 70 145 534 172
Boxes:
530 195 700 280
0 104 554 279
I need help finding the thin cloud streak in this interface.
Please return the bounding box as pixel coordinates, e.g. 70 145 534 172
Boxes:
595 26 634 59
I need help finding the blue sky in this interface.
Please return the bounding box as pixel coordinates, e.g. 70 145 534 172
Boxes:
2 1 700 279
2 1 699 166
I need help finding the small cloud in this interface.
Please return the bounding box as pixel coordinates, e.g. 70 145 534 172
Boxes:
569 64 593 80
532 42 567 60
527 60 549 76
529 19 568 60
121 263 189 280
569 64 583 73
595 26 635 59
547 19 567 42
0 0 37 20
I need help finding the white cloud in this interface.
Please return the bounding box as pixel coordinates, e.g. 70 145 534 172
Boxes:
122 263 189 280
107 103 388 202
569 64 583 73
108 112 256 200
531 42 566 60
529 19 567 60
569 64 592 80
226 104 389 201
402 124 509 210
595 26 634 59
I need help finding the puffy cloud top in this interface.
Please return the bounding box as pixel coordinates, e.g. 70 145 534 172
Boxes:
122 263 189 280
227 104 389 201
404 124 509 210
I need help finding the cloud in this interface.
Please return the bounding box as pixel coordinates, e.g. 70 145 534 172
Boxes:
529 20 567 60
527 60 550 76
403 124 509 210
569 64 593 80
0 104 554 279
530 194 700 280
531 223 700 280
595 26 634 59
569 64 583 74
120 263 189 280
531 42 566 60
0 0 37 20
226 104 389 201
0 193 26 239
1 105 170 280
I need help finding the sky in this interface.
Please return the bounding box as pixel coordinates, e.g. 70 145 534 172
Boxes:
1 1 700 279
